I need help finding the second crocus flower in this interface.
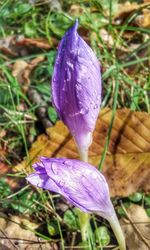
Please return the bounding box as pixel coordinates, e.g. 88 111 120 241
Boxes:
52 20 102 158
27 158 126 250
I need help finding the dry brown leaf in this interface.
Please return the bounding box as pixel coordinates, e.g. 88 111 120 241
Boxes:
114 2 150 22
16 37 58 49
0 36 26 57
0 162 10 176
0 36 58 57
0 129 6 139
69 4 84 16
22 56 45 92
121 204 150 250
15 108 150 197
12 56 45 92
0 162 18 188
12 60 28 84
0 146 7 160
114 2 139 21
135 9 150 28
0 215 57 250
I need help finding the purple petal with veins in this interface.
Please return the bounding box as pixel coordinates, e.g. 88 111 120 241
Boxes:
26 158 113 218
52 20 102 151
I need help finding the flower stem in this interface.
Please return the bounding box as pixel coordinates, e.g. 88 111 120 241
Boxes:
79 149 88 162
76 208 89 241
77 148 89 241
108 212 126 250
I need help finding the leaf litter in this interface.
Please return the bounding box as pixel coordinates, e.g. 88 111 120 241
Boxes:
121 204 150 250
15 108 150 197
0 0 150 249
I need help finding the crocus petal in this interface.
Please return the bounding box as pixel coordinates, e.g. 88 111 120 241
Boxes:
26 158 113 218
52 20 102 151
26 169 60 193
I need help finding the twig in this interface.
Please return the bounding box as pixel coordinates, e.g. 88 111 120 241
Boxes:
121 202 150 248
0 229 19 250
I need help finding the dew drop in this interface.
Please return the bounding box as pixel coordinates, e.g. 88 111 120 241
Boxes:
76 84 82 91
80 107 89 115
94 104 98 109
67 61 74 69
77 49 80 56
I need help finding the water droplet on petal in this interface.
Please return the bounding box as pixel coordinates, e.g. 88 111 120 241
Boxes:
67 61 74 69
94 104 98 109
80 107 89 115
76 84 82 91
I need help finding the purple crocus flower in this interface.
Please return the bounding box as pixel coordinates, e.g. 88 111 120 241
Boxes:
26 157 114 218
26 158 126 250
52 20 102 153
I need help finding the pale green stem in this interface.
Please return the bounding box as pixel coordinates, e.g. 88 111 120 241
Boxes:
107 212 126 250
79 149 88 163
76 208 90 242
77 148 89 241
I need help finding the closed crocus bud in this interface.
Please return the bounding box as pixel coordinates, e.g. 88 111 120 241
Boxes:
27 157 113 217
52 20 102 157
27 158 126 250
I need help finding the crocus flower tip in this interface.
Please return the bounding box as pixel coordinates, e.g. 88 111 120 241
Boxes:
52 17 102 152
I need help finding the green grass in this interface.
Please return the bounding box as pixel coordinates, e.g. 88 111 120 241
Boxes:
0 0 150 249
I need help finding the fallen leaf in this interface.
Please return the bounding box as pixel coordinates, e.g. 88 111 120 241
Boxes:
121 204 150 250
0 162 10 176
0 36 58 57
0 36 27 57
12 60 28 84
114 2 139 22
114 2 150 24
15 108 150 197
0 162 18 189
0 148 7 161
0 129 6 139
12 56 45 92
16 37 58 49
0 215 58 250
22 56 45 92
135 9 150 28
69 5 84 16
